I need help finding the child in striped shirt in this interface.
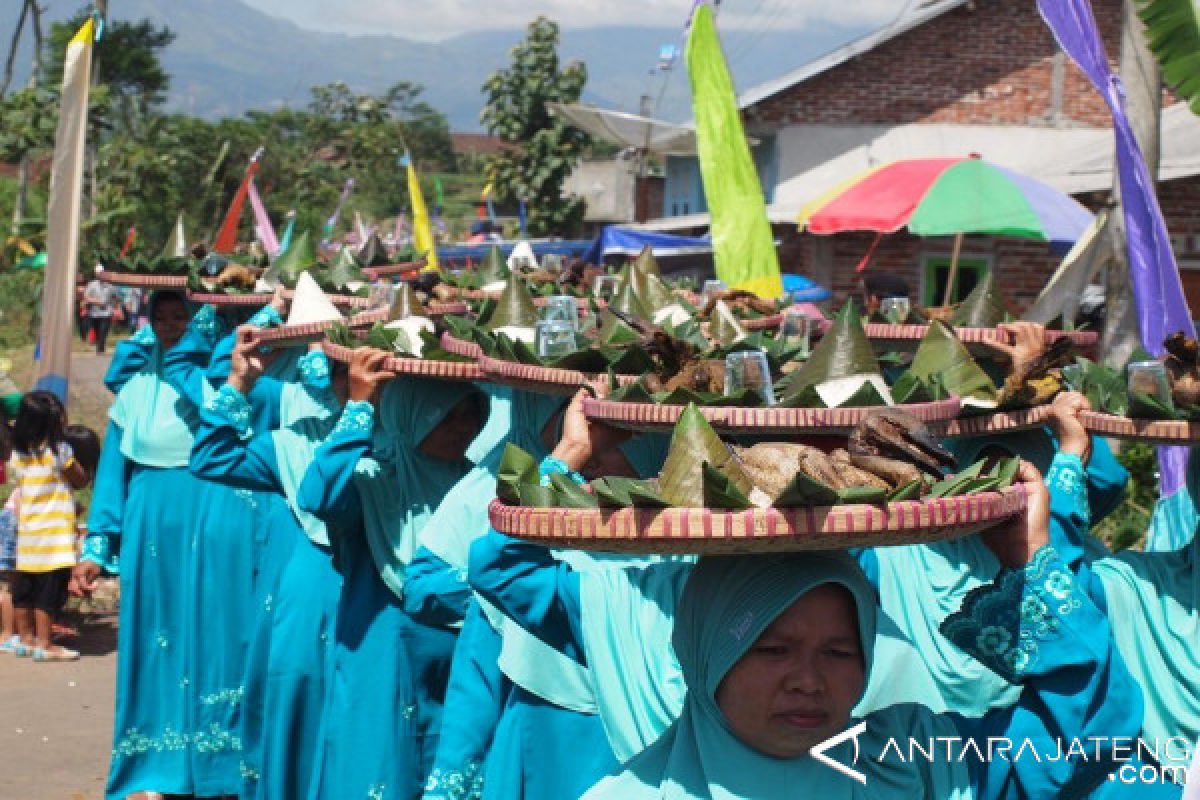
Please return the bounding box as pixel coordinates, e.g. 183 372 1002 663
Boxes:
7 391 88 661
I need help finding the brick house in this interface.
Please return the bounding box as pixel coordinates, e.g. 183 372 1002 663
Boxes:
646 0 1200 314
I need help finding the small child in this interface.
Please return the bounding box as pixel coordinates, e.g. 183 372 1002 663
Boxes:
6 391 89 661
0 420 16 653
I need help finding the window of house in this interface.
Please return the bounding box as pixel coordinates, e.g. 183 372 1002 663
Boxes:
921 255 991 306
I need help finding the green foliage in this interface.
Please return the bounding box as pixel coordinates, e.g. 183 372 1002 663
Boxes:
480 17 591 237
1135 0 1200 114
1094 442 1158 553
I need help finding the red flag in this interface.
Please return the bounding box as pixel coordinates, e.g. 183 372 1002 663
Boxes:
119 225 137 258
213 148 264 254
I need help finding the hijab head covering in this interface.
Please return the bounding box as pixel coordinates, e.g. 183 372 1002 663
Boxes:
353 376 483 599
109 292 201 467
583 552 972 800
1094 446 1200 769
271 380 342 546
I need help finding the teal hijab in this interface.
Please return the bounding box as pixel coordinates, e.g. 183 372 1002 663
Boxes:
582 552 973 800
1094 446 1200 770
271 380 341 547
352 376 482 600
109 297 203 467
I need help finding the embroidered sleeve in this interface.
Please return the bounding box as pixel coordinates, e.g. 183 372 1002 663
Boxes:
1046 452 1089 524
205 384 254 438
539 455 585 487
81 533 111 569
191 304 221 344
424 761 484 800
298 350 332 390
940 546 1083 683
333 400 375 438
246 304 283 329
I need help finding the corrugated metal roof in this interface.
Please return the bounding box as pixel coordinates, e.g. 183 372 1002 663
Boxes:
736 0 970 111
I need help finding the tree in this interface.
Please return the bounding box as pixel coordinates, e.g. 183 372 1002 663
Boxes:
480 17 591 237
1134 0 1199 114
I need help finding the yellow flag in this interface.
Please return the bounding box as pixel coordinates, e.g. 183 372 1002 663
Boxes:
408 160 439 271
34 17 94 399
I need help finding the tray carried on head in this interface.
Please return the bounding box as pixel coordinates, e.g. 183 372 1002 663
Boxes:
280 288 371 309
477 354 638 396
249 309 392 347
102 272 190 289
440 332 484 359
1080 410 1200 445
361 260 427 280
930 405 1054 438
187 291 274 306
863 323 1099 352
322 341 484 381
487 480 1030 554
582 396 962 435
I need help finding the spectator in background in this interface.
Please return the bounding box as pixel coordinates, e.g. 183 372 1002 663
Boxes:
83 268 117 354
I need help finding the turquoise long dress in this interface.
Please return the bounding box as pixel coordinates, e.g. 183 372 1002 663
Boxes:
189 351 343 800
84 305 251 800
297 377 483 800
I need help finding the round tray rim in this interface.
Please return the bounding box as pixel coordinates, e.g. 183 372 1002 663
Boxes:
101 272 189 288
187 291 275 306
930 405 1053 437
440 332 484 359
322 340 484 381
861 323 1099 348
582 396 963 433
477 354 638 396
361 260 427 279
1080 410 1200 444
486 481 1030 553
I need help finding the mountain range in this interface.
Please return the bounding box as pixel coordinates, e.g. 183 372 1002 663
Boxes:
6 0 868 130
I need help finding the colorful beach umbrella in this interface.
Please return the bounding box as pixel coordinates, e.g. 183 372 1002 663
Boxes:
798 156 1093 243
797 155 1094 304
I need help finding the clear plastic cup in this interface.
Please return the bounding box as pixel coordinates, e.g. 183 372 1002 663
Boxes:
536 319 577 359
1127 360 1174 409
881 296 911 325
725 350 776 405
779 309 811 358
540 295 581 331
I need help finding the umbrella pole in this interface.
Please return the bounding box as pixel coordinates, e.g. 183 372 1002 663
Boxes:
941 232 965 307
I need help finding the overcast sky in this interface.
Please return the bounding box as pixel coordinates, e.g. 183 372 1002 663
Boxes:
240 0 909 41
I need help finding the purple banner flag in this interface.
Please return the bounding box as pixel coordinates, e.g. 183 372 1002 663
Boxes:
1038 0 1195 540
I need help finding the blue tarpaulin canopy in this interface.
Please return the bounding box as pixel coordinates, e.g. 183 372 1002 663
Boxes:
583 226 712 264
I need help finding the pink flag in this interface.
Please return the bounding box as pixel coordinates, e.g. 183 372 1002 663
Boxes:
247 177 280 255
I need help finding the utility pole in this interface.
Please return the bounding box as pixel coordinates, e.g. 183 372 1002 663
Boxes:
1103 0 1162 366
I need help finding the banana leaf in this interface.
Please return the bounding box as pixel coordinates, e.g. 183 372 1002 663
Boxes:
482 275 539 332
160 212 189 260
390 283 428 320
328 247 369 290
835 485 889 505
1136 0 1200 114
659 403 755 506
710 300 748 347
701 462 752 509
951 269 1012 328
834 381 889 408
773 470 839 506
901 321 998 408
548 473 599 508
481 246 510 285
497 444 538 503
779 303 882 403
597 308 645 346
604 346 659 375
631 245 664 280
1128 391 1181 420
519 483 560 507
991 456 1020 488
1062 357 1128 416
890 372 944 405
887 480 923 502
269 231 318 287
929 460 987 498
607 280 652 320
357 232 391 267
608 380 656 403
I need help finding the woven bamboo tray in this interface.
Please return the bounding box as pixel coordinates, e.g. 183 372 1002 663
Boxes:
863 323 1099 351
249 309 391 346
427 301 470 316
931 405 1054 438
488 481 1030 554
361 260 427 279
187 291 274 306
1079 411 1200 445
440 333 483 359
322 341 484 381
582 396 962 434
280 288 371 308
478 354 638 396
102 272 189 288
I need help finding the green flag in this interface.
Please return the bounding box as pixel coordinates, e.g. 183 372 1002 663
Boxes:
686 3 782 299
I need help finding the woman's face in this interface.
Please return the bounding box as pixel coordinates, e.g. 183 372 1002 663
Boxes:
152 298 190 351
418 393 485 462
715 584 865 759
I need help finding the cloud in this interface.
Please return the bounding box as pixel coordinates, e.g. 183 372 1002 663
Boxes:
242 0 906 41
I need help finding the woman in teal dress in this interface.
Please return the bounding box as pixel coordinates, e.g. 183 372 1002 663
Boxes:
297 349 486 800
189 331 345 800
77 292 250 799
